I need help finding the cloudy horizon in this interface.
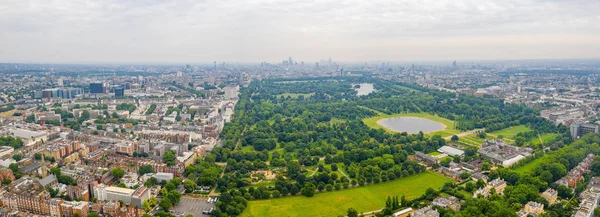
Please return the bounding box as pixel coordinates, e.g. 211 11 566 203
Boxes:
1 0 599 64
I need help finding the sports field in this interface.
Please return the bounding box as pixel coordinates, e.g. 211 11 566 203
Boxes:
240 171 451 217
362 110 459 137
490 125 531 139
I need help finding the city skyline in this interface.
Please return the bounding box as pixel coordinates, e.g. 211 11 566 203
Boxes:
0 0 599 63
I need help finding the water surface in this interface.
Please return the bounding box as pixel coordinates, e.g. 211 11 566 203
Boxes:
378 117 445 133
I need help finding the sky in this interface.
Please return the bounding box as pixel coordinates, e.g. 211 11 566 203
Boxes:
0 0 599 63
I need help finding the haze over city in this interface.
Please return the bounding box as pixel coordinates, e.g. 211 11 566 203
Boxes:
1 0 599 63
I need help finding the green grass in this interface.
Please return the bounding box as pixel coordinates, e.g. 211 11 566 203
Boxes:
276 93 315 99
241 171 452 217
361 108 460 136
529 133 561 146
457 133 494 147
241 145 255 152
490 125 532 139
429 151 442 156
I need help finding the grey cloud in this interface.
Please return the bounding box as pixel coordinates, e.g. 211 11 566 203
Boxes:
0 0 598 63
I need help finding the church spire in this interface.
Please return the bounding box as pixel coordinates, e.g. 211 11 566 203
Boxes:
40 154 47 178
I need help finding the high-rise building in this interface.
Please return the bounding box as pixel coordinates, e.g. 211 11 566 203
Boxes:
114 88 125 97
90 83 104 94
214 61 217 71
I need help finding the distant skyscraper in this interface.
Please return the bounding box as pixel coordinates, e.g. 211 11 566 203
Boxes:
214 61 217 71
315 62 319 68
90 83 104 94
452 61 457 68
328 57 332 66
288 57 293 65
114 88 125 97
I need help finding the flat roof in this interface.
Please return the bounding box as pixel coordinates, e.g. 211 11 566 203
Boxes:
438 146 465 156
106 186 136 195
8 128 46 139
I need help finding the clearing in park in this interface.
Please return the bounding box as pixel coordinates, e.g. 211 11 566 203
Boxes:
362 110 460 137
240 171 452 217
490 125 532 139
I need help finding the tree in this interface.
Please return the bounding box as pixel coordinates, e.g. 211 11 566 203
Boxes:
183 180 196 193
451 135 459 141
138 165 154 175
167 190 182 204
301 183 316 197
88 213 100 217
111 168 125 179
163 151 176 166
12 154 22 161
9 163 18 172
347 208 358 217
331 164 338 171
159 197 172 211
165 182 176 191
142 200 152 212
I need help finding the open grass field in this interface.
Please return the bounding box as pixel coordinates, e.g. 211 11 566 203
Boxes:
276 93 315 99
429 151 442 156
457 133 495 147
361 108 460 137
240 171 452 217
529 133 561 146
490 125 532 139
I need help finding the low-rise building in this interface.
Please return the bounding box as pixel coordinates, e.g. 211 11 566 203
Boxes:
541 188 558 205
432 196 461 212
517 201 544 217
412 206 439 217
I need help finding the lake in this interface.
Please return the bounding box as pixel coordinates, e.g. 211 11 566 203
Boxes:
356 83 375 96
378 117 445 133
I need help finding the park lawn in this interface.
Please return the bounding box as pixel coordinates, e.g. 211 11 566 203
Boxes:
362 109 460 136
241 145 255 152
241 171 452 217
529 133 561 146
490 125 532 139
429 151 442 156
276 93 315 99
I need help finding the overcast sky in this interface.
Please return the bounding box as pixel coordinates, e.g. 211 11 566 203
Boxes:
1 0 599 63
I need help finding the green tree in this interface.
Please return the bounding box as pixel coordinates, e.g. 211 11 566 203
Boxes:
137 165 154 175
183 180 196 193
163 151 176 166
159 197 172 211
8 163 18 172
451 135 459 141
112 168 125 179
347 208 358 217
301 183 316 197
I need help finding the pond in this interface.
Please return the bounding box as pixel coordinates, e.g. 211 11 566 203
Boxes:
378 117 445 134
355 83 375 96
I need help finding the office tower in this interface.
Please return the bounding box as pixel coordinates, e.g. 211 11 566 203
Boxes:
114 88 125 97
90 83 104 94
